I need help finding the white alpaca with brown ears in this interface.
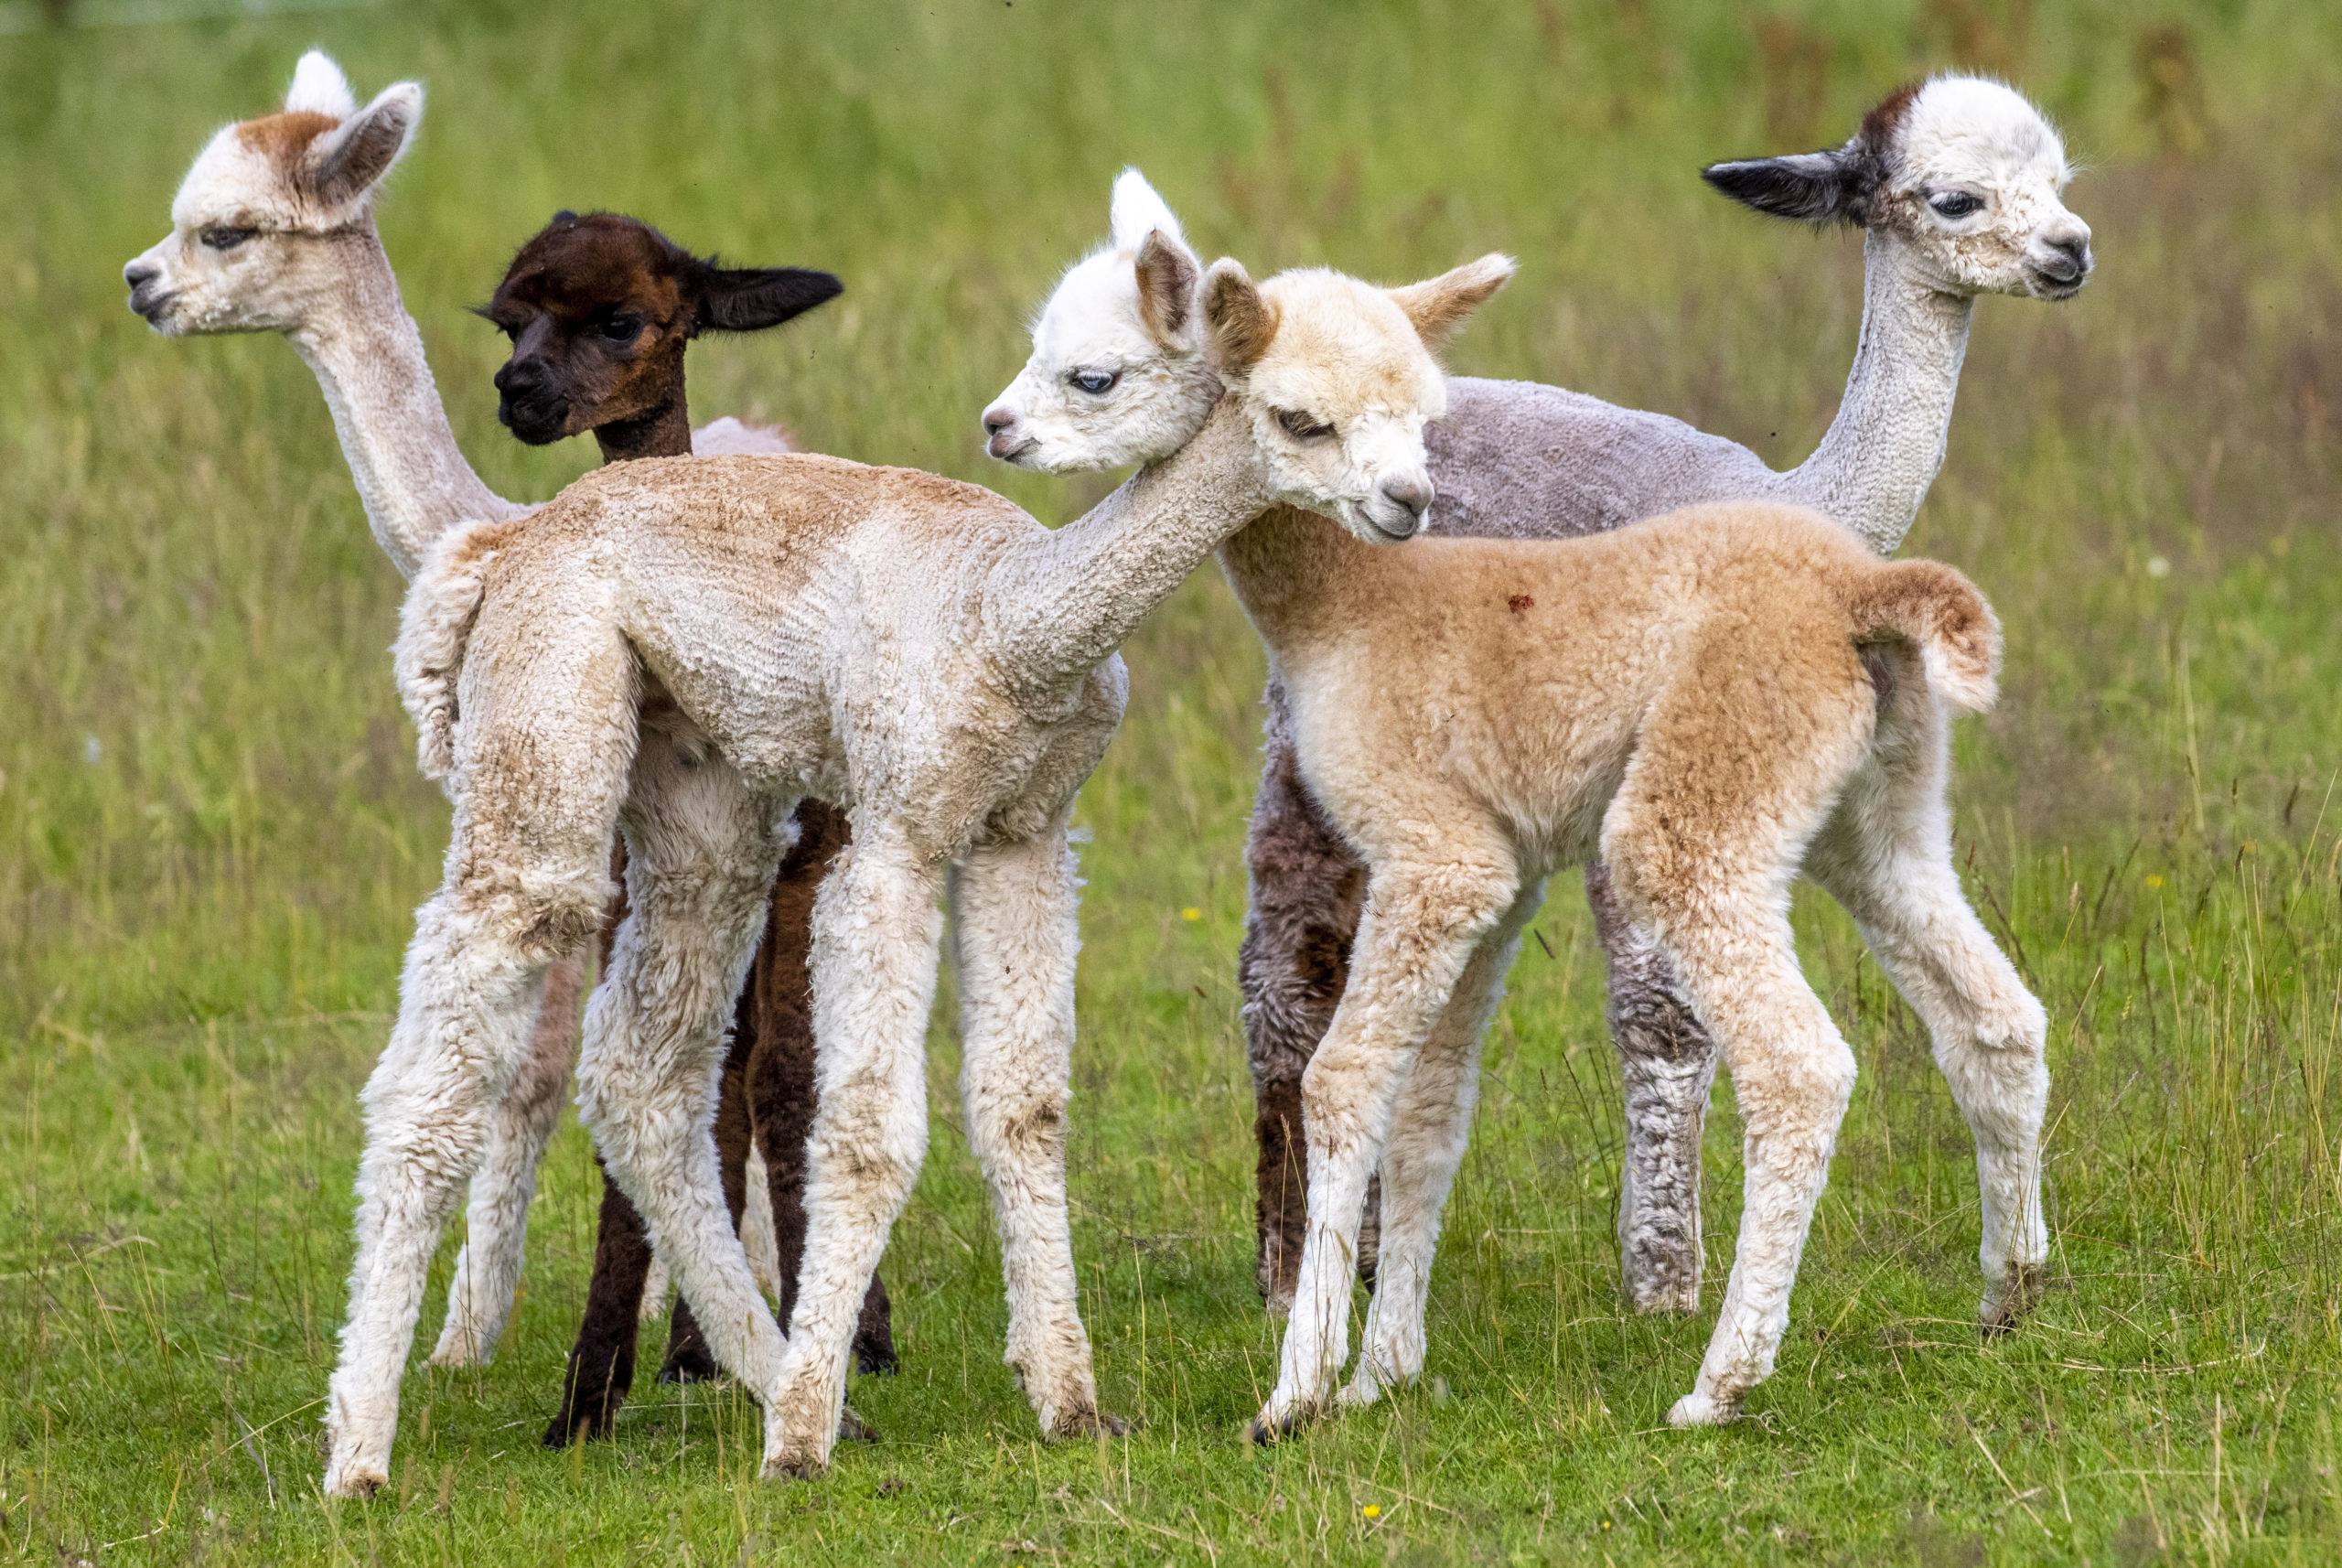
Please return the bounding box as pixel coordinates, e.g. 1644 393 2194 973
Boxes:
124 52 806 1372
989 175 2049 1435
319 221 1505 1493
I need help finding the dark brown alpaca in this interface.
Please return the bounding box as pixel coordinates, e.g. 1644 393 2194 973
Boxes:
478 213 895 1447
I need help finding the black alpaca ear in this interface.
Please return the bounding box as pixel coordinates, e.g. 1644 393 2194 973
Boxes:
1701 150 1865 224
692 266 843 336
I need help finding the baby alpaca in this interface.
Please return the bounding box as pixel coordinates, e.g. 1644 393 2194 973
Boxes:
479 210 893 1444
322 241 1504 1493
1210 77 2087 1313
988 190 2047 1436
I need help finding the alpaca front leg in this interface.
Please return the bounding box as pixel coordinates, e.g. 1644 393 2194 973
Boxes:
1345 889 1540 1410
954 827 1123 1439
768 835 942 1478
326 895 569 1498
430 949 582 1367
1585 864 1715 1314
1255 858 1516 1440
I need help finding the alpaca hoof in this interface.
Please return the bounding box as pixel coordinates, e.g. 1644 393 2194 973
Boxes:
763 1444 826 1481
1249 1402 1312 1445
837 1405 878 1444
1054 1408 1129 1441
543 1399 620 1448
322 1464 387 1500
1980 1263 2044 1336
426 1343 488 1370
657 1354 724 1386
1667 1392 1735 1429
854 1339 899 1378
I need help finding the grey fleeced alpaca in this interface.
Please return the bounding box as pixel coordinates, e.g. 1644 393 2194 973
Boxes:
1237 78 2091 1312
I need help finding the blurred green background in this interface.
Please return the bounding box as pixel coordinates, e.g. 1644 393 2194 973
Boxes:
2 1 2337 1563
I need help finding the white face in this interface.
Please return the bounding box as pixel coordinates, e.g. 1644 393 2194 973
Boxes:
1884 78 2092 300
981 243 1220 472
123 54 418 337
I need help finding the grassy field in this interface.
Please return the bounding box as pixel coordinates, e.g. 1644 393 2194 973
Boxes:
4 0 2340 1561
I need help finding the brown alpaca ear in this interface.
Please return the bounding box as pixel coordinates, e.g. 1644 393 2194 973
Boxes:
689 264 843 337
1203 258 1276 372
1386 253 1515 351
1134 230 1199 349
309 81 422 209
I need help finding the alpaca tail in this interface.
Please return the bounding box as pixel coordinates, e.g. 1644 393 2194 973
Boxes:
394 517 517 780
1841 557 2003 714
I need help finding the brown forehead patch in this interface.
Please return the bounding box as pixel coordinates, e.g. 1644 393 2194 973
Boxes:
492 214 686 320
1857 81 1922 152
235 110 339 170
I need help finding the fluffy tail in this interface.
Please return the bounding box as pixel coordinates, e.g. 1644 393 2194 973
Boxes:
394 517 517 780
1841 558 2002 714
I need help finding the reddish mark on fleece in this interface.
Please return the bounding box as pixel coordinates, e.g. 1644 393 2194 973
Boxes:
1507 594 1536 614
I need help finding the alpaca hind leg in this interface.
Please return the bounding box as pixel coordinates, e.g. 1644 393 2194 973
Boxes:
430 949 581 1368
543 1152 656 1446
659 1009 757 1383
575 740 792 1445
1585 863 1716 1315
1807 728 2049 1331
1255 847 1518 1440
953 822 1123 1439
1240 685 1371 1309
767 832 943 1478
1345 885 1542 1409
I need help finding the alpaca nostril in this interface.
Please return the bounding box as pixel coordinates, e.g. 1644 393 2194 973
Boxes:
1379 474 1432 521
981 404 1015 436
124 260 158 289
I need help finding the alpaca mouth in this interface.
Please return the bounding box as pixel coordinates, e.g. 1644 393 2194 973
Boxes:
1348 499 1421 544
500 395 572 446
987 433 1038 465
2025 262 2088 300
127 286 177 327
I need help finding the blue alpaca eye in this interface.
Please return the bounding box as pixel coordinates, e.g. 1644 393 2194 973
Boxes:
1069 369 1117 395
1929 191 1983 220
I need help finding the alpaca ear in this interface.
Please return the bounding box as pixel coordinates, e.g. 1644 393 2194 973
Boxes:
692 265 843 336
1387 253 1515 350
1133 230 1199 349
309 81 422 209
285 50 358 119
1202 258 1275 372
1702 150 1865 224
1110 167 1185 252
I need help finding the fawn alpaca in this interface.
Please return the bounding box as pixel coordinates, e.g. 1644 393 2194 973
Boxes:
324 245 1502 1492
480 211 894 1445
989 179 2048 1434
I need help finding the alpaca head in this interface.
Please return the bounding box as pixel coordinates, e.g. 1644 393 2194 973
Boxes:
480 211 841 446
988 172 1511 542
979 169 1221 472
124 51 422 335
1703 75 2091 301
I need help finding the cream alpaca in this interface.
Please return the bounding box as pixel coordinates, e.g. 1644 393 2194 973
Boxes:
989 188 2049 1434
122 52 805 1368
320 248 1506 1494
993 78 2089 1317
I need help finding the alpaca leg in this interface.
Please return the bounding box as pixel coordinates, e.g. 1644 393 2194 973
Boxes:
575 746 794 1445
659 1011 756 1384
1806 715 2050 1331
326 867 609 1495
430 948 582 1368
766 832 942 1478
543 1151 658 1446
1240 683 1371 1310
742 1144 780 1299
953 822 1122 1439
1585 864 1716 1315
1255 848 1518 1439
1345 885 1542 1409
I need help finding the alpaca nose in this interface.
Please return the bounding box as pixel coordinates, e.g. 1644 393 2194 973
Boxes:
123 258 158 290
981 404 1028 460
2033 217 2093 287
1378 472 1432 526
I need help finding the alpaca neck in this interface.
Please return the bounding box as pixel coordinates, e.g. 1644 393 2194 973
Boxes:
991 396 1273 699
284 223 524 581
1785 229 1975 555
1212 501 1359 648
595 394 693 463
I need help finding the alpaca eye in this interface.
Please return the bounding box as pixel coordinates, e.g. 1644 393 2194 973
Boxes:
199 226 257 251
1068 369 1118 395
600 314 644 344
1277 408 1333 441
1928 191 1983 220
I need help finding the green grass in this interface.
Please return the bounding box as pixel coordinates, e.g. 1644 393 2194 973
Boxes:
5 0 2341 1561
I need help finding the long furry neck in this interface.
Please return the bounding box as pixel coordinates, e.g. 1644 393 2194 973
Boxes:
285 223 525 580
989 396 1273 700
1786 228 1975 555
